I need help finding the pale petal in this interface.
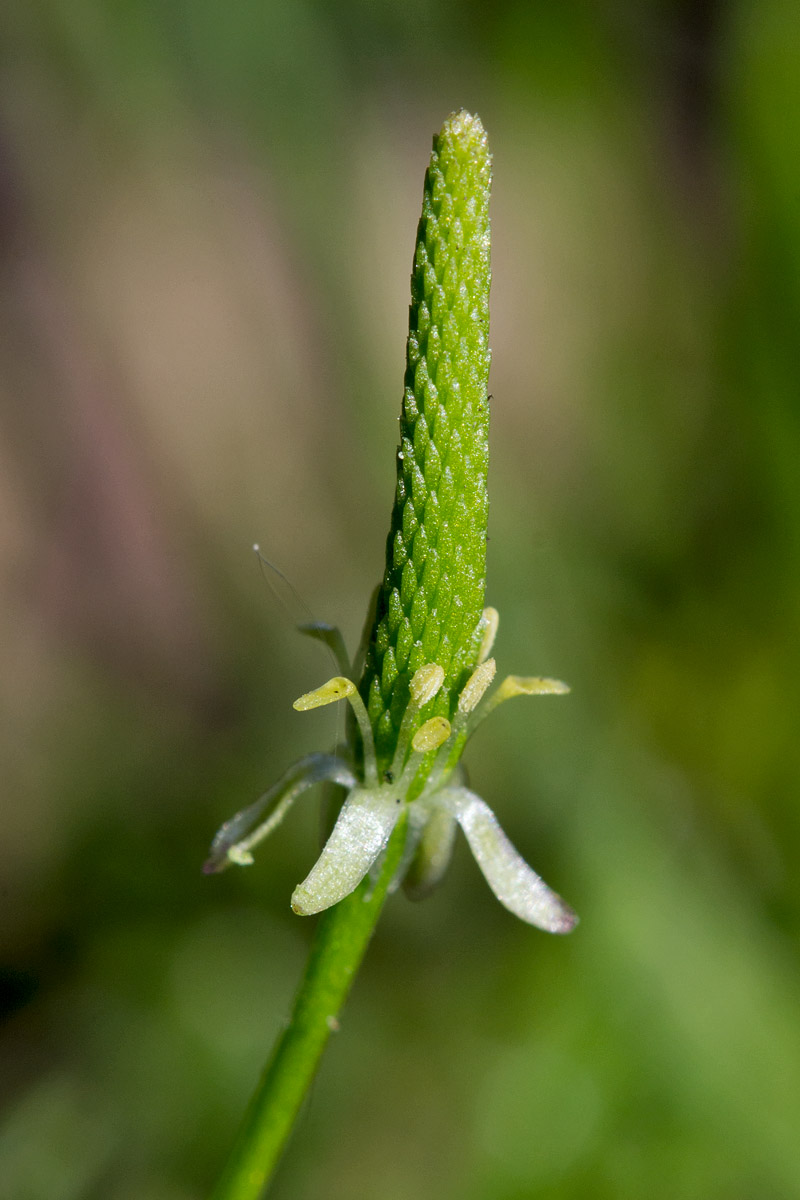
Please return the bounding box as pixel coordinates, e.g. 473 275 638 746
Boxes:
403 806 458 900
291 790 402 915
438 787 577 933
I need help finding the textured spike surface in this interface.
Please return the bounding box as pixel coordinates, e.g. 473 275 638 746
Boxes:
359 111 492 768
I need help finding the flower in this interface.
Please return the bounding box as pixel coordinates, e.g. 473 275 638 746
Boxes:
204 607 577 935
205 114 576 935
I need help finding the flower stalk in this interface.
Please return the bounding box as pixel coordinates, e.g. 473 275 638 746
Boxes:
207 110 576 1200
208 822 407 1200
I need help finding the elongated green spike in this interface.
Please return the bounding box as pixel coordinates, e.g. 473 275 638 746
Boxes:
360 110 492 769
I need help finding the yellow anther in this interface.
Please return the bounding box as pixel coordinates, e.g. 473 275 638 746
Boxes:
227 846 255 866
293 676 356 711
458 658 497 713
477 607 499 663
411 716 452 753
494 675 570 702
409 663 445 707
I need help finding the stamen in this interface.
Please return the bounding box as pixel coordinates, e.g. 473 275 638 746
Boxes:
411 716 452 753
395 715 455 792
227 846 255 866
293 676 378 784
464 673 570 738
409 663 445 707
223 763 357 867
477 607 499 663
293 677 356 709
495 675 570 699
203 753 357 873
345 687 380 786
390 662 446 776
457 658 496 714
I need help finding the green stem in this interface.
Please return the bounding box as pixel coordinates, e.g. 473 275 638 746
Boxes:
210 817 407 1200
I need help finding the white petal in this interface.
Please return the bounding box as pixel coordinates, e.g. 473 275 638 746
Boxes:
291 790 402 915
403 806 458 900
438 787 577 933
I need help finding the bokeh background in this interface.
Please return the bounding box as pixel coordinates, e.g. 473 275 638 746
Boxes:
2 2 799 1197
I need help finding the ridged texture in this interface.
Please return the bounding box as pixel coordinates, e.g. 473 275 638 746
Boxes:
359 110 492 768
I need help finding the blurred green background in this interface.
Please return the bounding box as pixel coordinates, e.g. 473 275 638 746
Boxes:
2 1 799 1197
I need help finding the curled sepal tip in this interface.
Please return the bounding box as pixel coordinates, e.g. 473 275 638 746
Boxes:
203 753 357 874
297 622 351 676
438 786 578 934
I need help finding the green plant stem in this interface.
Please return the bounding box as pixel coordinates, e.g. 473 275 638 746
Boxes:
210 817 407 1200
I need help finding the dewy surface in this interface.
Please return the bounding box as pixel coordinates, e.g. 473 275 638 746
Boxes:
359 110 492 769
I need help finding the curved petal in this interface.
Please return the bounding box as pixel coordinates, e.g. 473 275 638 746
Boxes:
438 787 578 933
291 790 402 915
403 805 458 901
